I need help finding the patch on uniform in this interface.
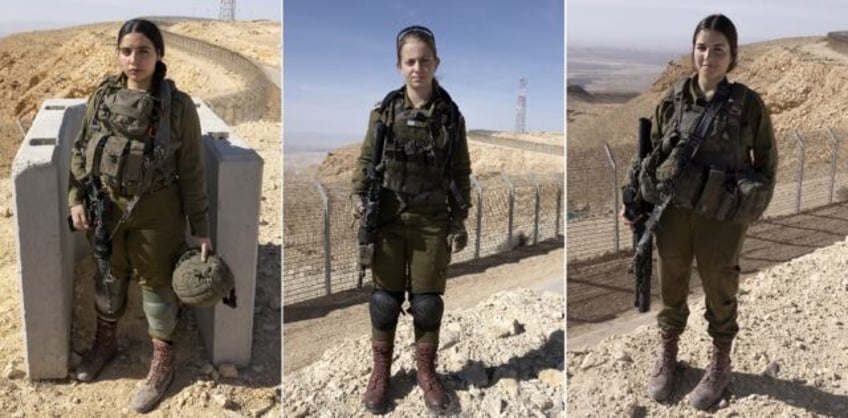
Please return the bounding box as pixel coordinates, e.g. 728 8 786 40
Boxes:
727 102 743 118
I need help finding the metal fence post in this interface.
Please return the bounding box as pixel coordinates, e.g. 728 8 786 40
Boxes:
531 174 541 245
792 130 806 213
15 117 26 136
603 143 619 253
827 127 842 204
313 179 332 295
471 175 483 260
502 173 515 247
555 176 562 237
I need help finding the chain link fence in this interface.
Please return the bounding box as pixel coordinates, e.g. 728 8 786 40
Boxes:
567 126 848 261
284 172 564 305
161 29 280 124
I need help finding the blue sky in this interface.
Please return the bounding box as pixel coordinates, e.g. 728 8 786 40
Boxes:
284 0 564 151
568 0 848 51
0 0 280 35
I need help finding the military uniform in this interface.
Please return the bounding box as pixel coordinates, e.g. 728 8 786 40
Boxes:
644 74 777 344
68 74 209 341
352 81 471 346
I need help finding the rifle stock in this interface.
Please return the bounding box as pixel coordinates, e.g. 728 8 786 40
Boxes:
357 121 387 288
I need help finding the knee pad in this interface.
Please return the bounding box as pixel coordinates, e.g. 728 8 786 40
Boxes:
142 286 179 340
408 293 444 332
369 290 404 331
94 271 129 320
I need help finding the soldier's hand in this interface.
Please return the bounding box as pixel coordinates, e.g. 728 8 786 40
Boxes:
447 221 468 253
351 194 366 219
620 206 643 231
70 204 91 230
196 237 213 262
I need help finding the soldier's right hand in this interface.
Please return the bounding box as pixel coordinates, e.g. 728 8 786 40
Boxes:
70 204 91 230
620 206 640 231
351 194 366 219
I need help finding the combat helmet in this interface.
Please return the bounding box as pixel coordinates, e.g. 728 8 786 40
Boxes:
172 249 235 307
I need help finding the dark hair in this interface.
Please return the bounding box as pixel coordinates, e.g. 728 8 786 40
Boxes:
692 14 738 72
395 25 438 64
117 18 167 92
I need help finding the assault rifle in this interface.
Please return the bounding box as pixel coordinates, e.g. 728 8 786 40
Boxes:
357 121 387 288
68 174 114 287
623 118 653 312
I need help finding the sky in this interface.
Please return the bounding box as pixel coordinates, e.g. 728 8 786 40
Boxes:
568 0 848 51
0 0 280 35
284 0 565 151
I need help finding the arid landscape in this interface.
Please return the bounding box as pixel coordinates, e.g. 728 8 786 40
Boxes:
0 19 281 416
568 35 848 415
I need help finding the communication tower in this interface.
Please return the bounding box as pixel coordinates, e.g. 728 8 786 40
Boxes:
515 78 527 133
219 0 236 21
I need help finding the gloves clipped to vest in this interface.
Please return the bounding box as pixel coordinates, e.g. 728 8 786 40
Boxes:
446 220 467 253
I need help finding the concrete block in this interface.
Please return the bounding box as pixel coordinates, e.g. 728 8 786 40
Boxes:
12 98 263 379
194 100 263 366
12 99 86 379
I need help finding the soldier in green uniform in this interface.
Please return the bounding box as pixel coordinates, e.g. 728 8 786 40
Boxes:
351 25 472 414
67 18 212 413
623 14 778 410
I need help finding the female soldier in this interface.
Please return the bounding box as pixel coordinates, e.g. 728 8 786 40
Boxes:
351 25 472 413
68 18 212 413
624 14 777 410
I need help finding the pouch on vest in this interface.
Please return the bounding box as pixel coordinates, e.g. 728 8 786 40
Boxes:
732 171 771 223
693 167 737 220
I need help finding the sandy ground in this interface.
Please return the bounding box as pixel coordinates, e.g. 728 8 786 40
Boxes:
0 20 281 416
567 238 848 416
166 20 281 69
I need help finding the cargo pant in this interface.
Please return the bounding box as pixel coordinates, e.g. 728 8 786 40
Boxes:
654 205 747 346
371 197 452 345
91 184 185 341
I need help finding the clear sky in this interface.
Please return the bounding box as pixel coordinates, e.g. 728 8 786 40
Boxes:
284 0 564 150
568 0 848 51
0 0 280 34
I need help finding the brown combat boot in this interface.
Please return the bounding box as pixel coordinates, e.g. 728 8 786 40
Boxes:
75 316 118 382
363 341 393 413
131 338 175 413
647 332 679 402
415 342 446 412
690 341 732 410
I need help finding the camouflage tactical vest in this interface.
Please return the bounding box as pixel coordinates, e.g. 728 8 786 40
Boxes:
82 76 178 198
378 86 460 200
640 78 771 223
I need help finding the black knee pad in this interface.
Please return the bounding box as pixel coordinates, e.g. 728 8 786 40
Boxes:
408 293 444 331
369 290 404 330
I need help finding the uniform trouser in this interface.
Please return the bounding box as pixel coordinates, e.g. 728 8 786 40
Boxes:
91 185 186 341
371 210 451 345
654 205 747 346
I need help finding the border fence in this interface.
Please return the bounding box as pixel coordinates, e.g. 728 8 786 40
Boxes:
284 172 564 305
567 126 848 261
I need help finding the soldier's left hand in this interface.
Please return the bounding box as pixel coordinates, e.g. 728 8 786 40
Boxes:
196 237 214 261
447 222 467 253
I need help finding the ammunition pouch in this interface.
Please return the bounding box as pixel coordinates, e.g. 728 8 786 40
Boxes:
671 166 771 224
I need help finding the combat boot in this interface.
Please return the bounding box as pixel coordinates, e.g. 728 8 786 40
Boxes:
131 338 175 413
415 342 446 412
690 341 732 410
647 332 679 401
75 316 118 382
363 341 393 413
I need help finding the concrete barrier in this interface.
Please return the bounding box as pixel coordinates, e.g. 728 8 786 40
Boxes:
12 98 263 379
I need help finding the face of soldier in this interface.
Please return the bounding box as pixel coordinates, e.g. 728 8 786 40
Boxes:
397 39 440 93
693 29 732 87
118 32 159 90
